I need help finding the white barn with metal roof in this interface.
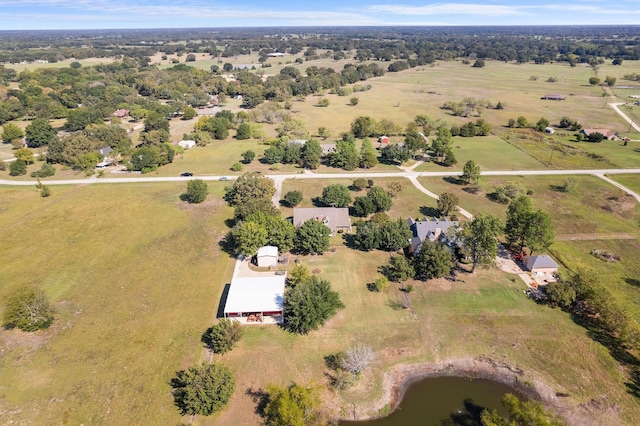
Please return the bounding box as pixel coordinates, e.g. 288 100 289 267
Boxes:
223 276 285 323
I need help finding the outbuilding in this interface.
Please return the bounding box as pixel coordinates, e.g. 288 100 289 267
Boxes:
257 245 278 268
178 140 196 150
223 276 285 324
525 255 559 281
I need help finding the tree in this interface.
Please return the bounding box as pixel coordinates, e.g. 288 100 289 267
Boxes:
223 62 234 72
9 159 26 176
241 149 255 164
350 116 378 138
461 160 481 185
545 282 576 309
230 162 243 171
378 219 412 251
516 116 528 128
182 106 197 120
526 210 555 254
230 221 268 256
535 117 550 132
329 138 359 171
359 137 378 169
353 220 381 251
505 196 554 254
295 219 331 255
404 129 427 158
605 75 617 87
437 192 459 216
380 144 410 164
143 112 170 133
461 213 503 272
245 212 296 253
264 383 322 426
2 123 24 144
587 131 605 143
352 178 368 191
472 59 485 68
481 393 566 426
283 276 344 334
40 184 51 197
352 196 376 217
413 240 453 280
225 172 275 206
371 276 389 292
431 125 453 162
321 184 351 207
287 263 311 288
350 97 359 106
203 319 244 354
236 122 252 140
171 363 235 416
301 139 322 169
14 147 35 164
3 285 54 331
367 186 393 212
283 190 303 207
382 254 415 282
340 343 376 376
25 118 57 148
589 76 600 86
186 179 208 203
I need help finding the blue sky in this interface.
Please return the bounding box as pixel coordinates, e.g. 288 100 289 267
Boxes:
0 1 638 30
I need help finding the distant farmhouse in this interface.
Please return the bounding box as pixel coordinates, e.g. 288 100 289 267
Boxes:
407 217 459 254
581 128 617 140
541 94 566 101
293 207 351 234
113 109 130 119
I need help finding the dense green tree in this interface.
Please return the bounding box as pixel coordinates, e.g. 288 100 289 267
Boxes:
84 124 131 152
605 75 617 87
589 76 601 86
516 116 528 128
412 240 453 280
535 117 550 132
264 383 322 426
283 190 303 207
480 393 566 426
472 59 485 68
545 282 576 309
352 178 369 191
350 116 378 138
1 123 24 144
505 196 533 250
295 219 331 255
144 111 170 133
526 210 555 254
329 138 359 171
382 254 415 282
352 195 376 217
353 220 381 251
171 363 235 416
404 129 427 158
372 276 389 292
236 122 252 140
263 143 285 164
378 218 412 251
2 286 54 331
437 192 459 216
245 212 296 253
25 118 57 148
380 144 410 164
359 137 378 169
301 139 322 169
430 125 453 162
461 213 503 272
9 159 27 176
241 149 255 164
65 108 103 131
283 276 344 334
233 197 279 221
230 221 269 256
225 172 275 206
202 319 244 354
186 179 208 204
461 160 481 185
182 106 197 120
367 186 393 212
31 162 55 178
321 184 352 207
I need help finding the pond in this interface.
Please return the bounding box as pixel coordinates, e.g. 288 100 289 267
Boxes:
340 376 524 426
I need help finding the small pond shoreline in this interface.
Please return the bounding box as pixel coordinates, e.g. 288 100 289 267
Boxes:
339 356 614 426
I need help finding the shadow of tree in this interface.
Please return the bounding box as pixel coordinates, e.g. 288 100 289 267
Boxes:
245 386 269 416
625 278 640 287
440 398 486 426
419 206 441 217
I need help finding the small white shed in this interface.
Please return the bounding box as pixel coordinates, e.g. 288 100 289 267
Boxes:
178 140 196 150
257 246 278 268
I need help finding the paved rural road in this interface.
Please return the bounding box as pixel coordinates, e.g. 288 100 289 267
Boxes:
609 102 640 133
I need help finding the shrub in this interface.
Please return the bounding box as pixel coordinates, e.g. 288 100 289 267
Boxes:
171 363 235 416
9 159 27 176
202 319 244 354
186 179 208 203
230 162 244 171
3 286 54 331
283 190 303 207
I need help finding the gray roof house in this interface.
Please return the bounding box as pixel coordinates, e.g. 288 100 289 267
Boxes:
293 207 351 234
407 217 459 254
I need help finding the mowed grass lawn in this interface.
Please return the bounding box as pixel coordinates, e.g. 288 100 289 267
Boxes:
1 179 640 424
0 182 236 425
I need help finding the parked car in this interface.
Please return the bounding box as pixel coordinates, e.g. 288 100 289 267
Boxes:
219 176 228 181
180 172 193 177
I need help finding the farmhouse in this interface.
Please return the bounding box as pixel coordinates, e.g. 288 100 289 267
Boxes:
541 94 566 101
223 275 285 324
293 207 351 233
581 128 617 140
257 245 278 268
320 143 337 155
178 140 196 150
95 147 114 168
113 109 130 119
525 255 559 282
407 217 459 254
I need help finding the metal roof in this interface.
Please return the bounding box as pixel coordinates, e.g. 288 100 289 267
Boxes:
224 276 285 314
